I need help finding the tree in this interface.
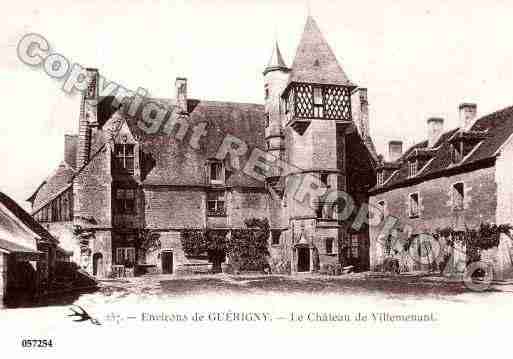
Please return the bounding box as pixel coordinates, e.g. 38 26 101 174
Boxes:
180 218 270 274
180 228 227 273
227 218 270 272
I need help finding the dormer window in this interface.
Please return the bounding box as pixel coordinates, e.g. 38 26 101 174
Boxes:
114 144 135 174
408 161 418 178
209 160 224 185
313 86 324 117
451 143 463 164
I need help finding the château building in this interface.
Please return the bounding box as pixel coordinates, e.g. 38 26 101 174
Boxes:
27 16 377 277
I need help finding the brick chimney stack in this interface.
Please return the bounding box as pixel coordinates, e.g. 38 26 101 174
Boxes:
388 140 403 162
427 117 444 148
175 77 188 114
459 103 477 131
77 68 99 168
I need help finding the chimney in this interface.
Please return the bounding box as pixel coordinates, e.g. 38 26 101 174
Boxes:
77 68 99 168
175 77 188 114
64 134 78 169
388 140 403 162
427 117 444 148
458 103 477 131
351 87 370 139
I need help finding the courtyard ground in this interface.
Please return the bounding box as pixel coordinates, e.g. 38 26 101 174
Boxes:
20 271 513 308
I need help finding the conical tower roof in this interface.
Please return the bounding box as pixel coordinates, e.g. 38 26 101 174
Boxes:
263 41 289 75
288 16 354 87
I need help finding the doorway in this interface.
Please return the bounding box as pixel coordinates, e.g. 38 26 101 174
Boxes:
161 251 174 274
93 253 103 277
297 247 310 272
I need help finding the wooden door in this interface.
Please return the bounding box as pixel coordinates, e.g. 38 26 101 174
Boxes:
161 251 173 274
297 247 310 272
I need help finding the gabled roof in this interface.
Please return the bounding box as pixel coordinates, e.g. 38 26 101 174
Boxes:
371 105 513 194
263 41 289 75
287 16 354 87
30 162 74 213
0 191 57 249
97 96 267 188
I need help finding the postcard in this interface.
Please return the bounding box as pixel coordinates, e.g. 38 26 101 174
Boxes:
1 1 512 357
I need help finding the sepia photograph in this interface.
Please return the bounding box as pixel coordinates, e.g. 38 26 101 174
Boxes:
1 0 512 356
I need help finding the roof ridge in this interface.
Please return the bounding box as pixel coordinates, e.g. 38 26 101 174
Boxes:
287 16 354 87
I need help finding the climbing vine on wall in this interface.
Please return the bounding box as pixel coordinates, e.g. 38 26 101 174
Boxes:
180 218 270 273
433 223 512 251
228 218 270 272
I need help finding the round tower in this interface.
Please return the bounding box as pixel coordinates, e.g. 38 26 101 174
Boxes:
263 41 289 179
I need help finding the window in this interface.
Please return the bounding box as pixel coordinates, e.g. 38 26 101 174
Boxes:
207 191 226 216
452 182 464 210
452 143 463 163
209 161 224 184
114 144 135 174
325 238 334 254
320 173 329 188
115 189 136 214
271 230 281 246
350 234 359 258
377 171 384 186
409 192 420 218
264 113 270 128
264 85 269 99
116 247 135 266
315 200 324 218
408 161 418 178
377 200 386 218
313 86 324 117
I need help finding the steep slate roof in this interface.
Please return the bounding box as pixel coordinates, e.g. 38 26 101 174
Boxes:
30 162 74 213
287 16 354 87
264 41 289 75
0 191 57 248
99 97 267 188
371 105 513 194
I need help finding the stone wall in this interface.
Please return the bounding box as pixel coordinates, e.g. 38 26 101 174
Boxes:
0 254 6 308
369 165 497 271
73 148 112 227
228 189 269 227
144 187 205 229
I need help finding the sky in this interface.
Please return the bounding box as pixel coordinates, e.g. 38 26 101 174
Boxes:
2 0 513 210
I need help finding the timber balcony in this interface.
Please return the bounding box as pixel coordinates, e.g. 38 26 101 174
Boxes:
283 83 353 134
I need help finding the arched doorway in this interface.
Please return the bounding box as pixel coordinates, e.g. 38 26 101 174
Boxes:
93 253 103 277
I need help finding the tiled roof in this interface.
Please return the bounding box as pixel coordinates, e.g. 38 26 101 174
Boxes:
287 16 354 87
0 191 57 247
100 97 267 188
264 41 289 75
30 162 74 213
371 105 513 194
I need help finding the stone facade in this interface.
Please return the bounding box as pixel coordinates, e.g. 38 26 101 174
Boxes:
370 106 513 278
28 16 377 277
